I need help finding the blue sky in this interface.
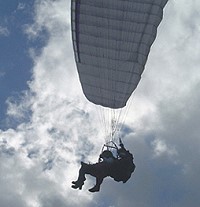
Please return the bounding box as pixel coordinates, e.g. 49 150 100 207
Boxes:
0 1 33 128
0 0 45 128
1 0 200 207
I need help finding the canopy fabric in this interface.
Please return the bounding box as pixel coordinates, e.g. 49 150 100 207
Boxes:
71 0 168 109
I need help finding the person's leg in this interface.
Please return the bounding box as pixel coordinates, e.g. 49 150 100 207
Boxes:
72 162 109 191
71 162 88 189
88 177 103 192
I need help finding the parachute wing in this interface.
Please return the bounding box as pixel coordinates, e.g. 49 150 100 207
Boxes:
71 0 168 109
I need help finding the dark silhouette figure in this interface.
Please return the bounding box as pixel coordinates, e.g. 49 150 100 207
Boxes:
71 142 135 192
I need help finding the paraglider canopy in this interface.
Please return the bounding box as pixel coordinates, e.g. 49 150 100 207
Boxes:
71 0 168 109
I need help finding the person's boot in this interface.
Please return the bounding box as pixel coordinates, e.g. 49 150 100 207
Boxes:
88 185 100 192
71 180 84 190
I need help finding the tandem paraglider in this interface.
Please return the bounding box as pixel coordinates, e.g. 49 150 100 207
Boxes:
70 0 168 192
72 139 135 192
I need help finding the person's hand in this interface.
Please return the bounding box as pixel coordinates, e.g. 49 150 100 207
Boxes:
120 143 124 148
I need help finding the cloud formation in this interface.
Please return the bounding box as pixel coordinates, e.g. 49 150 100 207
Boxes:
0 26 9 36
1 0 200 207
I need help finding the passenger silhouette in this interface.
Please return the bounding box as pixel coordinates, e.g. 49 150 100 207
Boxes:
71 142 135 192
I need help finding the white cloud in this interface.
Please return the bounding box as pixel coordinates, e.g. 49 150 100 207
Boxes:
1 0 200 206
151 139 177 157
0 26 9 37
17 3 26 11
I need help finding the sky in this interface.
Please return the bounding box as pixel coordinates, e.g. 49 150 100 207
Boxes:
0 0 200 207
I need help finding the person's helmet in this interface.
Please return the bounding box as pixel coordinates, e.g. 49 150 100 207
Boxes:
100 150 114 159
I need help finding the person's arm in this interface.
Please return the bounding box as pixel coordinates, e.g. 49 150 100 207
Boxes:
119 139 127 151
